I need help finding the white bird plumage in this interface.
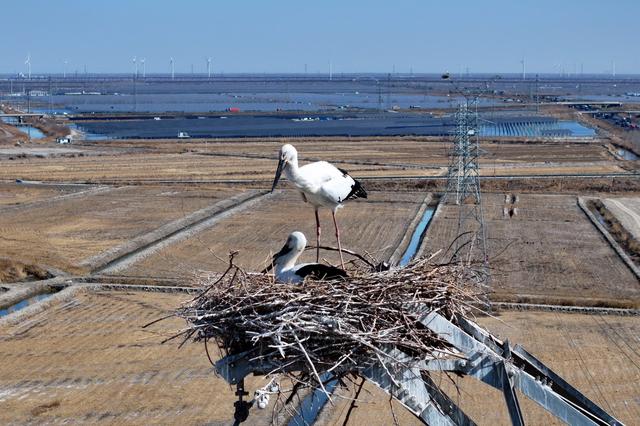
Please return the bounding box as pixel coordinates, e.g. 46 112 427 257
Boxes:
271 144 367 267
269 231 347 284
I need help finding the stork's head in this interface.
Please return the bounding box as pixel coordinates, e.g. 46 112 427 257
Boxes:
273 231 307 267
280 144 298 163
287 231 307 253
271 144 298 192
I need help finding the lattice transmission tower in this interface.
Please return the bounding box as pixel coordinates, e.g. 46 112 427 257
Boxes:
442 99 489 267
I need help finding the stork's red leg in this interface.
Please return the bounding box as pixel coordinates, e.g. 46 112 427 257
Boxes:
315 209 321 263
332 210 345 269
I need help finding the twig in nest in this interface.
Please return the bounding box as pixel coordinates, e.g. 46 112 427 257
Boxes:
173 252 485 424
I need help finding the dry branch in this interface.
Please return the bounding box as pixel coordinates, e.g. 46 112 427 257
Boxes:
175 252 486 410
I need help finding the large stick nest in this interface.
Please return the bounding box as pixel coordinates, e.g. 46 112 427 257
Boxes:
176 254 485 388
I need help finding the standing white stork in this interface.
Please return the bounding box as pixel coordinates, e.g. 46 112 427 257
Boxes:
265 231 347 284
271 144 367 267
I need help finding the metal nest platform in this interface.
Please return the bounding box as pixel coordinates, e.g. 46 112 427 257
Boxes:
215 311 623 426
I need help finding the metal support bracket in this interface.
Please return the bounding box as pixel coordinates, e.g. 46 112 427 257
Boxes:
213 312 624 426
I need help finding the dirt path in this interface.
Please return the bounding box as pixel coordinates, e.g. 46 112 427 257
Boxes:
603 198 640 241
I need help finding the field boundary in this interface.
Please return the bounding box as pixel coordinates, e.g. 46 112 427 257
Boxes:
493 301 640 316
578 197 640 279
93 190 268 274
0 185 112 213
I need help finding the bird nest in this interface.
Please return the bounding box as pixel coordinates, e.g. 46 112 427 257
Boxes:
174 253 486 394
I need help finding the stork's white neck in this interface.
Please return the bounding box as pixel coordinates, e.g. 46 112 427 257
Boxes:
284 159 305 186
275 246 303 273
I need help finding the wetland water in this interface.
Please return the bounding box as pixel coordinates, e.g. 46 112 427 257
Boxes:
399 207 436 266
0 293 54 318
73 114 596 139
1 117 46 139
617 148 639 160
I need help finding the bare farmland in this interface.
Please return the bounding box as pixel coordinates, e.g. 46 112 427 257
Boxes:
119 190 428 278
0 185 238 273
422 193 640 307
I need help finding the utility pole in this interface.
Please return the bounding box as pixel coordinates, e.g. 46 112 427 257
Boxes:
442 100 488 269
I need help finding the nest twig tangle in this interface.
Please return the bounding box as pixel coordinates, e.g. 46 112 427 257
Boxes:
175 250 487 423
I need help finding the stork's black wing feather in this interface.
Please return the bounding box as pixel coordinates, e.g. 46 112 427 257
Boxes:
295 264 348 281
337 167 367 201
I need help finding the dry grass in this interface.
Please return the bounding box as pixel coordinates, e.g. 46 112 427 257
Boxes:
0 288 637 425
0 290 277 425
0 258 52 283
119 191 427 278
0 136 624 184
94 137 613 169
0 185 237 273
422 193 640 306
0 183 82 206
0 151 441 183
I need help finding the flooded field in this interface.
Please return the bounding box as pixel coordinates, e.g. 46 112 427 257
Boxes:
480 119 595 137
73 113 597 139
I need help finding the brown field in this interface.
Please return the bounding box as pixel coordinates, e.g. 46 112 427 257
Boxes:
0 137 624 185
0 132 639 424
479 162 625 176
0 151 440 183
422 193 640 307
1 290 637 426
324 310 640 425
119 190 427 278
0 290 277 425
0 182 83 206
0 185 237 273
93 136 618 170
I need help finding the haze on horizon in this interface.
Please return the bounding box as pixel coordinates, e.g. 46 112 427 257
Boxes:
2 0 638 75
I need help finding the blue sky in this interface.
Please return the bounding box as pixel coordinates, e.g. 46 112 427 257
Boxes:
2 0 638 74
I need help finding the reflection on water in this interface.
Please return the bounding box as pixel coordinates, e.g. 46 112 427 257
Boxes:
481 120 595 137
0 293 54 318
40 92 500 113
0 117 46 139
400 207 436 267
617 148 639 160
15 125 45 139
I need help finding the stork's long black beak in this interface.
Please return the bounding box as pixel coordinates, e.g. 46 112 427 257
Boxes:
271 158 284 192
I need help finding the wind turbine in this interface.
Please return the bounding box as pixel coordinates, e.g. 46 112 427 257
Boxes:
132 56 138 77
63 60 68 78
520 57 526 80
170 57 175 80
25 53 31 79
141 58 146 78
207 57 212 78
